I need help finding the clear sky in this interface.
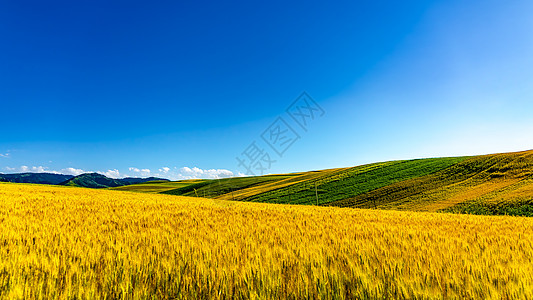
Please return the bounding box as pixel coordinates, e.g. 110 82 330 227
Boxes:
1 0 533 180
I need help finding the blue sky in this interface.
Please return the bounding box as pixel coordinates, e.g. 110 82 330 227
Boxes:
1 0 533 179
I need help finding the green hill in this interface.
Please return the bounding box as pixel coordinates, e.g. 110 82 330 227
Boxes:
109 179 205 193
60 173 169 189
108 149 533 216
0 173 74 185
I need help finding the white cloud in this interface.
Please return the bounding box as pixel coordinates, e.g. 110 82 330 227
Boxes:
99 169 121 179
5 165 60 174
0 153 10 158
155 166 237 180
129 167 151 177
61 167 85 176
159 167 170 173
24 166 43 173
179 166 201 175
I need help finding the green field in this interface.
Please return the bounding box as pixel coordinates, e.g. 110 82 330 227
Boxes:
111 150 533 216
110 179 205 193
246 157 469 205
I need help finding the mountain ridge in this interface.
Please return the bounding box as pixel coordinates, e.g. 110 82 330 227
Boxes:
0 172 169 188
59 173 170 188
0 173 74 185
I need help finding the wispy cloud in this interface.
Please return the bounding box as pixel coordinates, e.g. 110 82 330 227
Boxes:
0 153 10 158
3 165 60 174
150 166 241 180
179 167 234 179
98 169 121 179
61 167 86 176
126 166 239 180
128 167 152 177
159 167 170 173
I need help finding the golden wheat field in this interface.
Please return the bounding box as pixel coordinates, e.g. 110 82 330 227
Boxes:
1 183 533 299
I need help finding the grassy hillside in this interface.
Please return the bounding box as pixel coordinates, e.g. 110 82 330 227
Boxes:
109 179 204 193
112 149 533 216
61 173 125 188
244 157 469 205
0 173 73 185
161 173 304 198
328 150 533 214
61 173 169 189
2 183 533 299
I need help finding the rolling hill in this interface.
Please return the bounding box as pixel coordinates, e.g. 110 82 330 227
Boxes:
0 172 74 185
116 149 533 216
109 179 206 193
60 173 169 189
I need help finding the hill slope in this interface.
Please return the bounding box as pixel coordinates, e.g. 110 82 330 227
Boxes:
60 173 169 188
118 149 533 216
109 179 206 193
0 173 74 185
327 150 533 215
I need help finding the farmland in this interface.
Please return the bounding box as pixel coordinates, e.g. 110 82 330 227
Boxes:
1 183 533 299
110 179 205 193
114 150 533 216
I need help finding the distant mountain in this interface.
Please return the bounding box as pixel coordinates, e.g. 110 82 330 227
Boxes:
60 173 169 189
60 173 124 188
0 173 74 185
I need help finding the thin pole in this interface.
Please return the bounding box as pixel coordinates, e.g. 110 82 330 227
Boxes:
315 182 318 206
